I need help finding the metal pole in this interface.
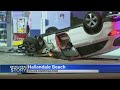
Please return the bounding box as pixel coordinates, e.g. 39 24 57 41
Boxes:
6 11 12 47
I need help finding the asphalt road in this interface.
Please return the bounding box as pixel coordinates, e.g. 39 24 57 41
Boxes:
0 52 120 64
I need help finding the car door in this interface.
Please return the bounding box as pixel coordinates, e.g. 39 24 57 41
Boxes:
55 32 79 57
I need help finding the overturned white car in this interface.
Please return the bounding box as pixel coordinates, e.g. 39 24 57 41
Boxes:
21 11 120 60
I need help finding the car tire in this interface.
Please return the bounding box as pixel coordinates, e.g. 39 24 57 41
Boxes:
45 27 58 35
23 37 40 53
83 11 103 35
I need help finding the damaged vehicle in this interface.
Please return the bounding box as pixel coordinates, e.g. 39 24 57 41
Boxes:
20 11 120 60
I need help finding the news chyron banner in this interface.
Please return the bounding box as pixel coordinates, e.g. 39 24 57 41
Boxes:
27 64 99 73
1 64 120 73
0 65 27 73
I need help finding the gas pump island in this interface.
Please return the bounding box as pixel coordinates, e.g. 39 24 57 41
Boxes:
0 11 30 47
0 11 70 48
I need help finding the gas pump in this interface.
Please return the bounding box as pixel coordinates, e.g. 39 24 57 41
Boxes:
17 18 26 33
12 17 28 46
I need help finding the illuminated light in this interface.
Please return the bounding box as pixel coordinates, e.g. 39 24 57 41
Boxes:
108 30 120 36
49 52 53 57
113 17 120 30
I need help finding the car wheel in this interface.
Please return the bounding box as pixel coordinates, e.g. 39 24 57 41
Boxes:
45 27 58 35
23 37 40 54
83 11 103 35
